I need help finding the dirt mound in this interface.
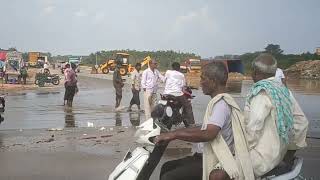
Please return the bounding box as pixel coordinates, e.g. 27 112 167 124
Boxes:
228 72 251 81
285 60 320 79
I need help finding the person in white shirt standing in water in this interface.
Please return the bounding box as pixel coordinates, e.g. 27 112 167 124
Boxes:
163 62 195 125
275 68 287 86
141 59 164 120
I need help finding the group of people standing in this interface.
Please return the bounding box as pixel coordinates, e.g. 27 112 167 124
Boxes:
113 59 194 125
153 53 308 180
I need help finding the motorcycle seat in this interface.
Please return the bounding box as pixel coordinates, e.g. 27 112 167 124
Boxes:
161 94 177 101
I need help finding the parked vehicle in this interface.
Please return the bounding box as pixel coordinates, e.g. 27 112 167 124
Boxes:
2 51 22 84
34 73 60 87
28 52 47 68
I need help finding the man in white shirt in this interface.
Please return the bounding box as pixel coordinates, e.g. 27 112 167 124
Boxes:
245 53 308 178
43 62 50 74
141 59 164 120
163 62 194 125
275 68 286 86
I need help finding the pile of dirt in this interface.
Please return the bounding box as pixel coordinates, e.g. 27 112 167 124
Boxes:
228 72 251 81
285 60 320 79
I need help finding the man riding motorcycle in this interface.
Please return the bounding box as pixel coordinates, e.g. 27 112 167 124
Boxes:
162 62 195 125
155 62 254 180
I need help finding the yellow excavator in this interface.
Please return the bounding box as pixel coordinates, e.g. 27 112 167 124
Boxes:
138 56 151 69
99 54 151 76
99 53 133 76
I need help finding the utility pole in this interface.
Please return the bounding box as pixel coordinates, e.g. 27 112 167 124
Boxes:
95 53 98 69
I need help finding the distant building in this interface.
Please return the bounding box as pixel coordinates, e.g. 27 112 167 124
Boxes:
316 47 320 56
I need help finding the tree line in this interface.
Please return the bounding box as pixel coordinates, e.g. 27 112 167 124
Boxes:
79 45 320 73
240 44 320 74
2 45 320 74
80 50 201 70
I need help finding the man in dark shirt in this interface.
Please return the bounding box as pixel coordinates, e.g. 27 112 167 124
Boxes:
113 64 124 110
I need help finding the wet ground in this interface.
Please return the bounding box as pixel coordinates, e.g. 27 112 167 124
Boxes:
1 75 319 138
0 76 320 137
0 71 320 179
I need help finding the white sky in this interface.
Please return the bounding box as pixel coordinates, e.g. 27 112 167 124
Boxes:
0 0 319 57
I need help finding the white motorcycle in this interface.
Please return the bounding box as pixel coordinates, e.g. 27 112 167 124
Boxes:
108 111 305 180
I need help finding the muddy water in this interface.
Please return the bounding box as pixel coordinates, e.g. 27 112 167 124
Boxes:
1 76 320 137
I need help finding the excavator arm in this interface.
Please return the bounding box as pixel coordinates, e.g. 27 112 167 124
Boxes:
140 56 151 68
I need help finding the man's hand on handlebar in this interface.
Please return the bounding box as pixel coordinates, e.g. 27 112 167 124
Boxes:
154 132 176 145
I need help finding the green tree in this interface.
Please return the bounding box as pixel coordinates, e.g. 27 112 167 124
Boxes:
264 44 283 57
8 47 18 51
80 49 201 70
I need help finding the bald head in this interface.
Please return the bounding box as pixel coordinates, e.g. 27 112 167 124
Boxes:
252 53 277 74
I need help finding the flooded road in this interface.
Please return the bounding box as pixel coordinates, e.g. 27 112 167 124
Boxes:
1 76 320 137
0 76 142 130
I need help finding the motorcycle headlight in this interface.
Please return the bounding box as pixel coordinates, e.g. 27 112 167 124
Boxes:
165 106 173 117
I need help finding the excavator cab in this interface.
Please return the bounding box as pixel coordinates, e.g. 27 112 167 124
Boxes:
114 53 130 76
99 54 151 76
115 53 129 65
99 53 131 76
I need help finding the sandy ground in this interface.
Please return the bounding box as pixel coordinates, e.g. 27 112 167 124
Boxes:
0 127 191 180
0 127 319 180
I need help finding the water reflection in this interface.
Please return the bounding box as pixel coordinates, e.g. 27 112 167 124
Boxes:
287 79 320 94
0 133 3 148
64 108 76 128
1 76 319 132
226 81 242 93
115 112 122 126
129 112 141 126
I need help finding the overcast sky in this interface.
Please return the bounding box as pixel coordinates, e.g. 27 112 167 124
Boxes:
0 0 319 57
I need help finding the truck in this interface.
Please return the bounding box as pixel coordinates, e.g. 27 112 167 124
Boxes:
60 56 82 74
3 51 23 83
28 52 40 67
68 56 81 73
179 59 201 88
180 59 201 73
28 52 48 68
